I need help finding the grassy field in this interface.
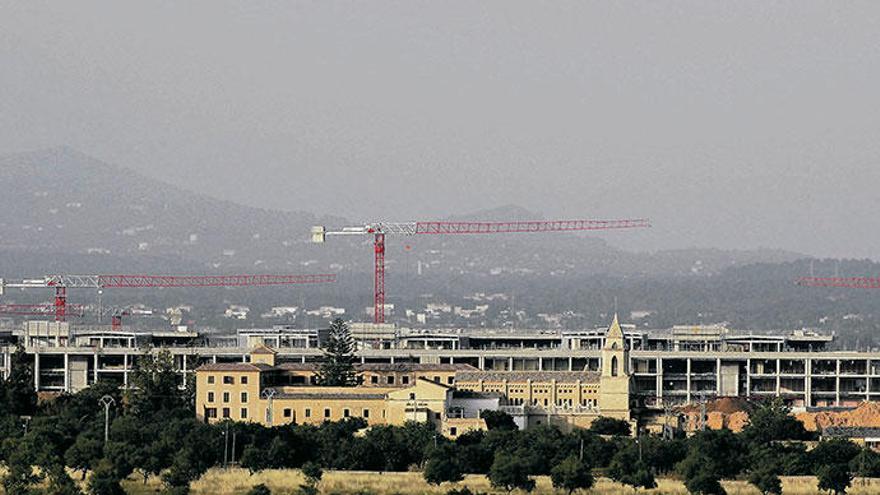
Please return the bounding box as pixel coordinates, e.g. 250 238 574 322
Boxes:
114 469 880 495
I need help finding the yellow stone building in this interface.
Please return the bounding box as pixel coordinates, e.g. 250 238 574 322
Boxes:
195 351 490 438
194 317 634 435
453 315 633 430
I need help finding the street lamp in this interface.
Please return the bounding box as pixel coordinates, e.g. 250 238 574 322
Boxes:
261 388 277 426
98 395 115 445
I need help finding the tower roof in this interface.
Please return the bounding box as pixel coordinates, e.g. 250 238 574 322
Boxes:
251 344 277 355
606 313 624 339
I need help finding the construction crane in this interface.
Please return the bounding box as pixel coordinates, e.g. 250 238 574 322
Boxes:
796 277 880 289
311 218 650 324
0 273 337 322
0 303 85 317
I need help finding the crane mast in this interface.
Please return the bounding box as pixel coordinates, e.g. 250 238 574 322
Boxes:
312 218 650 324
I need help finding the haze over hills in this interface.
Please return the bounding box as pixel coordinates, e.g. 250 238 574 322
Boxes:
0 147 804 280
5 148 880 345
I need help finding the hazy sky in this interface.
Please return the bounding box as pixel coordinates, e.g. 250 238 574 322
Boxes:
2 2 879 258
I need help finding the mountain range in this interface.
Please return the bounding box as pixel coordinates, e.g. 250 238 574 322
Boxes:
0 147 804 281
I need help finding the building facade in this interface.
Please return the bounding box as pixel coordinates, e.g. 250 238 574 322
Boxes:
2 318 878 411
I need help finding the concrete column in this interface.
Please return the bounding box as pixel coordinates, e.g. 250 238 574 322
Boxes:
686 358 692 404
33 353 40 390
93 353 98 384
716 358 722 395
568 356 573 371
776 358 781 396
538 357 543 371
123 353 129 387
478 355 485 370
508 357 514 371
746 358 751 398
805 359 812 407
63 353 69 392
657 357 663 405
212 355 218 363
836 359 841 406
390 356 395 364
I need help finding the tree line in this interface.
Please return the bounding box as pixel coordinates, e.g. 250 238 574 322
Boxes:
0 338 878 495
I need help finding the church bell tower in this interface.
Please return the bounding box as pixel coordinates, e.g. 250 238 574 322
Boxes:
598 314 631 419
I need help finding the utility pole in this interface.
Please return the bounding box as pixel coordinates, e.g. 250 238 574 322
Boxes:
231 430 237 466
223 422 229 468
99 395 115 445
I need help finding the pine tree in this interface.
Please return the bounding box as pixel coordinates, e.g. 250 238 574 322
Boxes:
317 318 357 386
4 344 37 416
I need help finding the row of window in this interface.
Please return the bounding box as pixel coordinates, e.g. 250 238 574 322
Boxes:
367 374 455 385
505 397 597 407
206 391 248 403
205 407 248 419
206 375 248 385
285 407 373 419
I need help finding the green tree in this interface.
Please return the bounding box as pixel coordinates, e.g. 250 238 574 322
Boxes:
480 410 517 431
299 461 323 494
65 433 104 480
608 442 656 492
302 461 323 484
241 444 271 473
589 417 631 436
1 438 42 495
550 455 594 495
849 447 880 478
3 344 37 416
812 439 861 470
88 458 125 495
126 350 186 417
424 443 464 485
489 451 535 494
742 398 812 444
684 470 727 495
816 463 852 495
748 465 781 495
45 464 83 495
317 318 357 386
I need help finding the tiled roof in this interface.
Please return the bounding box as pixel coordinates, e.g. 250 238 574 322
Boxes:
277 362 318 371
454 370 601 384
196 363 274 372
358 363 477 372
823 426 880 438
251 345 277 355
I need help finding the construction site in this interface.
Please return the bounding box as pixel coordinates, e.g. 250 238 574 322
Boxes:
2 217 880 439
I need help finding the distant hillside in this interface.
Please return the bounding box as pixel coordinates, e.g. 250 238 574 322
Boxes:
0 147 804 280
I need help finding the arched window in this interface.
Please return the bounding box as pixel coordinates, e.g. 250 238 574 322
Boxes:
611 356 618 377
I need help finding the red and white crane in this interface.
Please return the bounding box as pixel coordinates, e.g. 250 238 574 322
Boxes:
796 277 880 289
312 218 650 323
0 273 337 322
